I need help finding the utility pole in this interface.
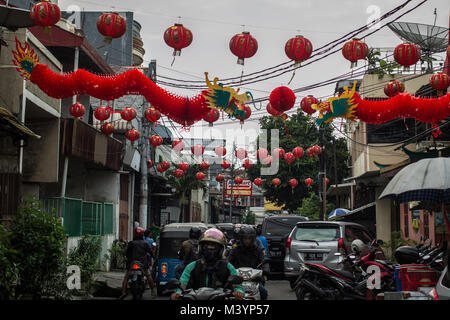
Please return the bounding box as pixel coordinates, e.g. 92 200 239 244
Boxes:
229 141 236 223
318 126 325 221
139 61 157 229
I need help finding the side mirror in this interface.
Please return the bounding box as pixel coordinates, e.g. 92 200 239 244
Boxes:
227 275 244 285
165 279 181 290
376 239 384 245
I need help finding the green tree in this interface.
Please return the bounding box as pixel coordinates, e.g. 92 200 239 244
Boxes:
0 224 19 300
9 198 70 299
242 211 256 225
295 192 335 221
247 111 349 213
167 164 207 222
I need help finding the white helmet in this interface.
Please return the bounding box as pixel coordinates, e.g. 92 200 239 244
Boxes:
351 239 366 255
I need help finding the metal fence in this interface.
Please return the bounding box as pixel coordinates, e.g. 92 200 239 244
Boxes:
42 197 114 237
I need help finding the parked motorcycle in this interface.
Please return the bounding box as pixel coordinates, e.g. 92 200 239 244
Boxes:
165 275 243 300
128 261 147 300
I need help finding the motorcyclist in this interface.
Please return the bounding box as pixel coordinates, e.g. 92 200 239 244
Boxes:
228 226 269 300
119 227 154 299
174 227 202 279
170 228 245 300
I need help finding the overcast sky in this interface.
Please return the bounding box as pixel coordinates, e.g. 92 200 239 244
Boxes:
58 0 449 155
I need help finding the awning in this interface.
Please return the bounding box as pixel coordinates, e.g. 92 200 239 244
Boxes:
342 202 376 217
327 181 355 196
0 107 41 139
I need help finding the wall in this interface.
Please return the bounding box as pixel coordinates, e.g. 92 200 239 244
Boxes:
400 203 436 245
375 187 393 245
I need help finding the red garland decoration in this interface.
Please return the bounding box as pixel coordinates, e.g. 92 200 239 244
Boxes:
28 65 209 126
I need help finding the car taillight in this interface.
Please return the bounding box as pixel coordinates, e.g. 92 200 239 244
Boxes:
285 237 292 249
338 238 346 253
132 264 139 270
430 288 439 300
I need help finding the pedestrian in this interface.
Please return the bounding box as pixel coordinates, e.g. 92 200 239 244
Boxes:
174 227 201 279
256 224 269 259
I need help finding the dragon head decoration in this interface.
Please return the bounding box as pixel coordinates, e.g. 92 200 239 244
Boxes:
314 80 359 126
203 72 255 119
12 37 39 80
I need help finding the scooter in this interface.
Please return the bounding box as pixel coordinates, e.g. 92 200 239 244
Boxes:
128 261 148 300
165 275 243 300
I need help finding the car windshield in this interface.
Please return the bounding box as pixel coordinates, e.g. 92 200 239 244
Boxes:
157 238 184 259
264 219 300 237
294 226 340 242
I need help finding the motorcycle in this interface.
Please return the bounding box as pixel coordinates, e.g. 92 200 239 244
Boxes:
128 261 148 300
236 267 264 300
165 275 244 300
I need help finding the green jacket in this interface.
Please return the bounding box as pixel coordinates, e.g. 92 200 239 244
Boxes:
175 261 245 295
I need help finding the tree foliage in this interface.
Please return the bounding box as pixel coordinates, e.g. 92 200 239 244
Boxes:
294 192 336 221
247 111 349 213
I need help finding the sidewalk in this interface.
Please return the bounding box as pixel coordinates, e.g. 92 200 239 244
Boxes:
93 270 125 289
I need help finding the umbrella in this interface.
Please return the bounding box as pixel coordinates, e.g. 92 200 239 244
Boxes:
379 157 450 203
328 208 350 220
379 157 450 231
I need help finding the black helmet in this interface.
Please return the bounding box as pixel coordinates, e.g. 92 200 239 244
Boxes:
189 227 202 240
239 226 256 242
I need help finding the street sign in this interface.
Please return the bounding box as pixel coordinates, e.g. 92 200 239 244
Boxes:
225 179 252 196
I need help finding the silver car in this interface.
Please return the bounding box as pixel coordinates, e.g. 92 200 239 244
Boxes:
284 221 381 285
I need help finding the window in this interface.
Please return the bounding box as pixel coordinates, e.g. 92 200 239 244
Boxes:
263 219 300 237
294 226 340 242
345 226 372 244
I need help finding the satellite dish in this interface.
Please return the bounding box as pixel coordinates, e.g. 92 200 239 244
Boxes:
388 22 449 54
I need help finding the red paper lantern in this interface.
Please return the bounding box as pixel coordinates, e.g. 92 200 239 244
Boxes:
164 24 193 56
200 161 210 170
394 42 421 69
30 1 61 28
272 178 281 187
342 38 369 68
284 152 295 164
289 178 298 188
263 155 273 166
257 148 268 161
145 107 161 123
101 123 115 135
305 178 313 187
243 159 253 170
94 106 111 122
285 35 313 65
229 31 258 65
215 146 227 157
221 160 231 169
306 148 314 157
121 107 137 122
280 113 289 121
172 139 184 152
161 161 171 170
179 162 189 171
313 145 322 155
272 148 285 159
216 174 225 183
236 104 252 124
97 12 127 43
157 165 165 173
254 178 263 187
150 135 163 148
196 172 205 181
125 128 140 142
325 177 330 185
235 148 248 160
191 144 205 156
300 95 319 115
147 160 154 168
384 80 405 97
234 176 243 185
203 108 220 126
174 169 184 178
269 86 296 113
430 72 450 96
292 147 304 158
266 103 282 116
69 102 85 119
